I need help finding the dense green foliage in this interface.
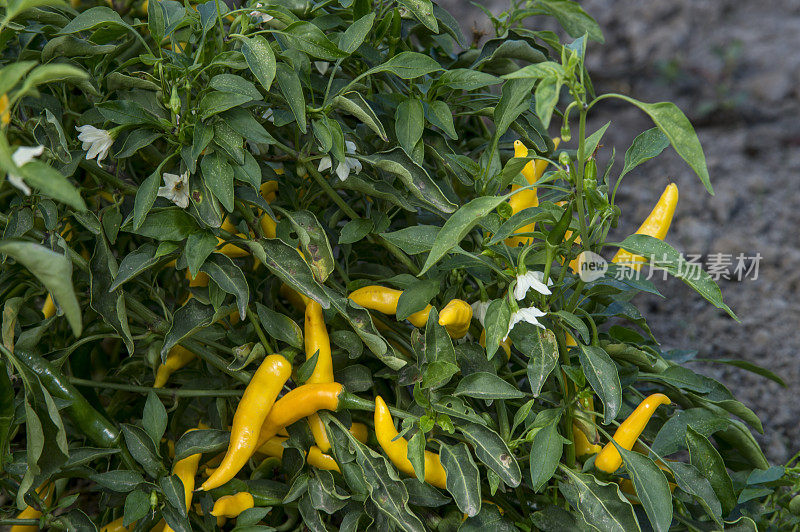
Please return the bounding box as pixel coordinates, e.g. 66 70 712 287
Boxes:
0 0 797 530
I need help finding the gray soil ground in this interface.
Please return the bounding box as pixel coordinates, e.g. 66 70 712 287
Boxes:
440 0 800 463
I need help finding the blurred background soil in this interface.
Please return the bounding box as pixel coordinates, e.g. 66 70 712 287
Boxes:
439 0 800 463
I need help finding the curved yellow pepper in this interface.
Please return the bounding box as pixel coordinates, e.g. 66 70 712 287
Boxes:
437 299 472 339
505 139 560 247
611 183 678 271
163 426 204 532
348 285 431 328
279 283 309 312
594 393 672 473
211 492 254 518
564 334 602 458
374 396 447 489
0 93 10 125
202 354 292 491
304 299 335 451
153 345 196 388
256 382 345 450
217 217 250 258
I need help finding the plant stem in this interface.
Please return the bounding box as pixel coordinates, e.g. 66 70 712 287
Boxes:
247 305 273 354
573 107 591 252
79 160 137 195
183 339 252 385
68 377 243 397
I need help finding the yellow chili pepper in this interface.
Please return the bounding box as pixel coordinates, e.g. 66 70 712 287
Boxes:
505 139 561 247
348 285 431 328
153 345 196 388
437 299 472 339
256 382 345 450
260 180 278 203
41 294 57 319
211 492 254 518
11 484 53 532
217 216 250 258
374 396 447 489
594 393 672 473
611 183 679 271
304 301 333 385
564 334 602 458
0 93 10 125
162 426 205 532
100 517 130 532
201 354 292 491
257 422 367 472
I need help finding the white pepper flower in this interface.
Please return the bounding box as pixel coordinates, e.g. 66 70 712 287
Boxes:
6 145 44 195
318 140 362 181
249 2 273 24
157 171 190 208
513 270 552 300
471 300 490 327
314 61 329 75
75 125 114 163
504 306 547 341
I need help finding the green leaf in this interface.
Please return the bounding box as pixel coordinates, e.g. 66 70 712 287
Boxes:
276 63 307 133
398 0 437 32
0 241 81 336
89 232 134 354
494 78 535 139
110 243 175 290
340 12 375 54
578 344 621 424
174 428 229 461
529 410 564 491
440 442 480 517
537 0 604 43
208 73 262 100
332 92 388 141
396 279 437 322
90 470 146 492
687 426 736 516
535 76 561 129
200 152 234 212
236 34 276 92
426 100 457 140
361 148 455 214
483 298 511 361
160 299 215 357
616 446 672 532
454 372 524 400
279 209 335 283
420 194 512 274
97 100 156 126
255 303 303 349
406 429 426 483
281 21 348 61
558 467 640 532
17 161 85 210
0 360 13 469
126 209 199 241
339 218 373 245
121 424 162 478
615 235 736 319
602 95 712 194
200 253 249 320
380 225 439 255
456 421 521 487
395 98 425 154
509 324 558 397
669 462 722 525
620 128 669 179
58 6 133 35
198 91 253 121
365 51 442 79
434 69 500 91
142 391 168 446
696 358 786 387
246 239 330 309
652 408 730 457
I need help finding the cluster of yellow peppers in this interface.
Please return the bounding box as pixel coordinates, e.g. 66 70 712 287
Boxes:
28 140 686 527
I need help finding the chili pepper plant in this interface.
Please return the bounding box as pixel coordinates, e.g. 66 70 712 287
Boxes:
0 0 796 529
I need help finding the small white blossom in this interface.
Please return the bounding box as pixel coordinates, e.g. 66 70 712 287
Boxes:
314 61 329 75
76 125 114 163
471 300 490 327
513 270 552 300
157 171 190 208
318 140 362 181
249 2 273 24
504 306 547 341
7 145 44 195
262 108 274 123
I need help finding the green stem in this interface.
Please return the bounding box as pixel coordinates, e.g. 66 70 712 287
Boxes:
78 161 137 195
183 339 252 385
68 377 243 397
247 306 273 355
496 400 510 442
574 107 590 251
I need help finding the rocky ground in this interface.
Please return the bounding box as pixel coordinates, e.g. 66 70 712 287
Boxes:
440 0 800 463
